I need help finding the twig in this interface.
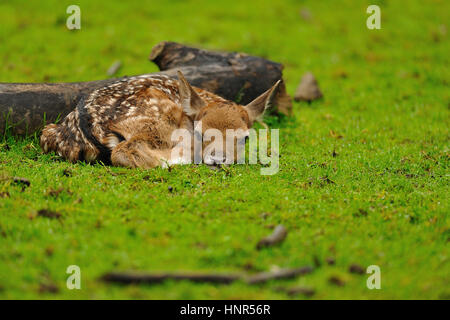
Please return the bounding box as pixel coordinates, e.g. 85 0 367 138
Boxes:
245 266 313 284
101 272 241 285
100 266 314 286
256 224 288 249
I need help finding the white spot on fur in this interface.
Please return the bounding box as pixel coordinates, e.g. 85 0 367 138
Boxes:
104 134 120 149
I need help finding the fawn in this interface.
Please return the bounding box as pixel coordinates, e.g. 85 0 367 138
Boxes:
40 71 280 168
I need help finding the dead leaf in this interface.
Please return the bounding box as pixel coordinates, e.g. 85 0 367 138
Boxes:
329 130 343 139
328 275 345 286
349 264 365 275
37 209 62 219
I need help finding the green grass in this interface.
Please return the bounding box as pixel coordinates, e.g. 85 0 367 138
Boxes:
0 0 449 299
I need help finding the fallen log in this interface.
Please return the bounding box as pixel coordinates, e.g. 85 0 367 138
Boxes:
0 41 292 136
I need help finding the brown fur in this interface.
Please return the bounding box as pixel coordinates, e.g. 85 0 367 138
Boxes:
40 73 279 168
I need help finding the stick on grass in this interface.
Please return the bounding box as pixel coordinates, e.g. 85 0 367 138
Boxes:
256 224 288 249
101 266 313 286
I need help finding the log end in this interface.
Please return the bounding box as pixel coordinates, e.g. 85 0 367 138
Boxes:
274 81 293 116
149 41 169 62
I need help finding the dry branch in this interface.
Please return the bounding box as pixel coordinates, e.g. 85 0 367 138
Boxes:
101 272 240 285
101 266 313 286
0 41 292 135
256 224 288 249
245 266 313 284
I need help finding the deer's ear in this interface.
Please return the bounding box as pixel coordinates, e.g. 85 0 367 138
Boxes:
244 80 281 123
177 70 206 116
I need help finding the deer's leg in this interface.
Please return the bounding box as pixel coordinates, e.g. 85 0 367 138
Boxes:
41 113 99 163
111 135 172 169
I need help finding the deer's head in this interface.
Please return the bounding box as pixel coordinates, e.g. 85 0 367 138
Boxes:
177 71 280 165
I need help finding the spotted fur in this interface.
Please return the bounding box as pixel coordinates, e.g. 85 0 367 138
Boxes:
40 73 280 168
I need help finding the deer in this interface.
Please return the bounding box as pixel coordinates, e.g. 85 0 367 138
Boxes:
40 71 280 169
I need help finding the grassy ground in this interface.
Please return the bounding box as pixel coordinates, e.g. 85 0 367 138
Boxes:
0 0 449 299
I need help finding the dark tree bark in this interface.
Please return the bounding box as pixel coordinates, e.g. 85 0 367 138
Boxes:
149 41 292 114
0 41 292 136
